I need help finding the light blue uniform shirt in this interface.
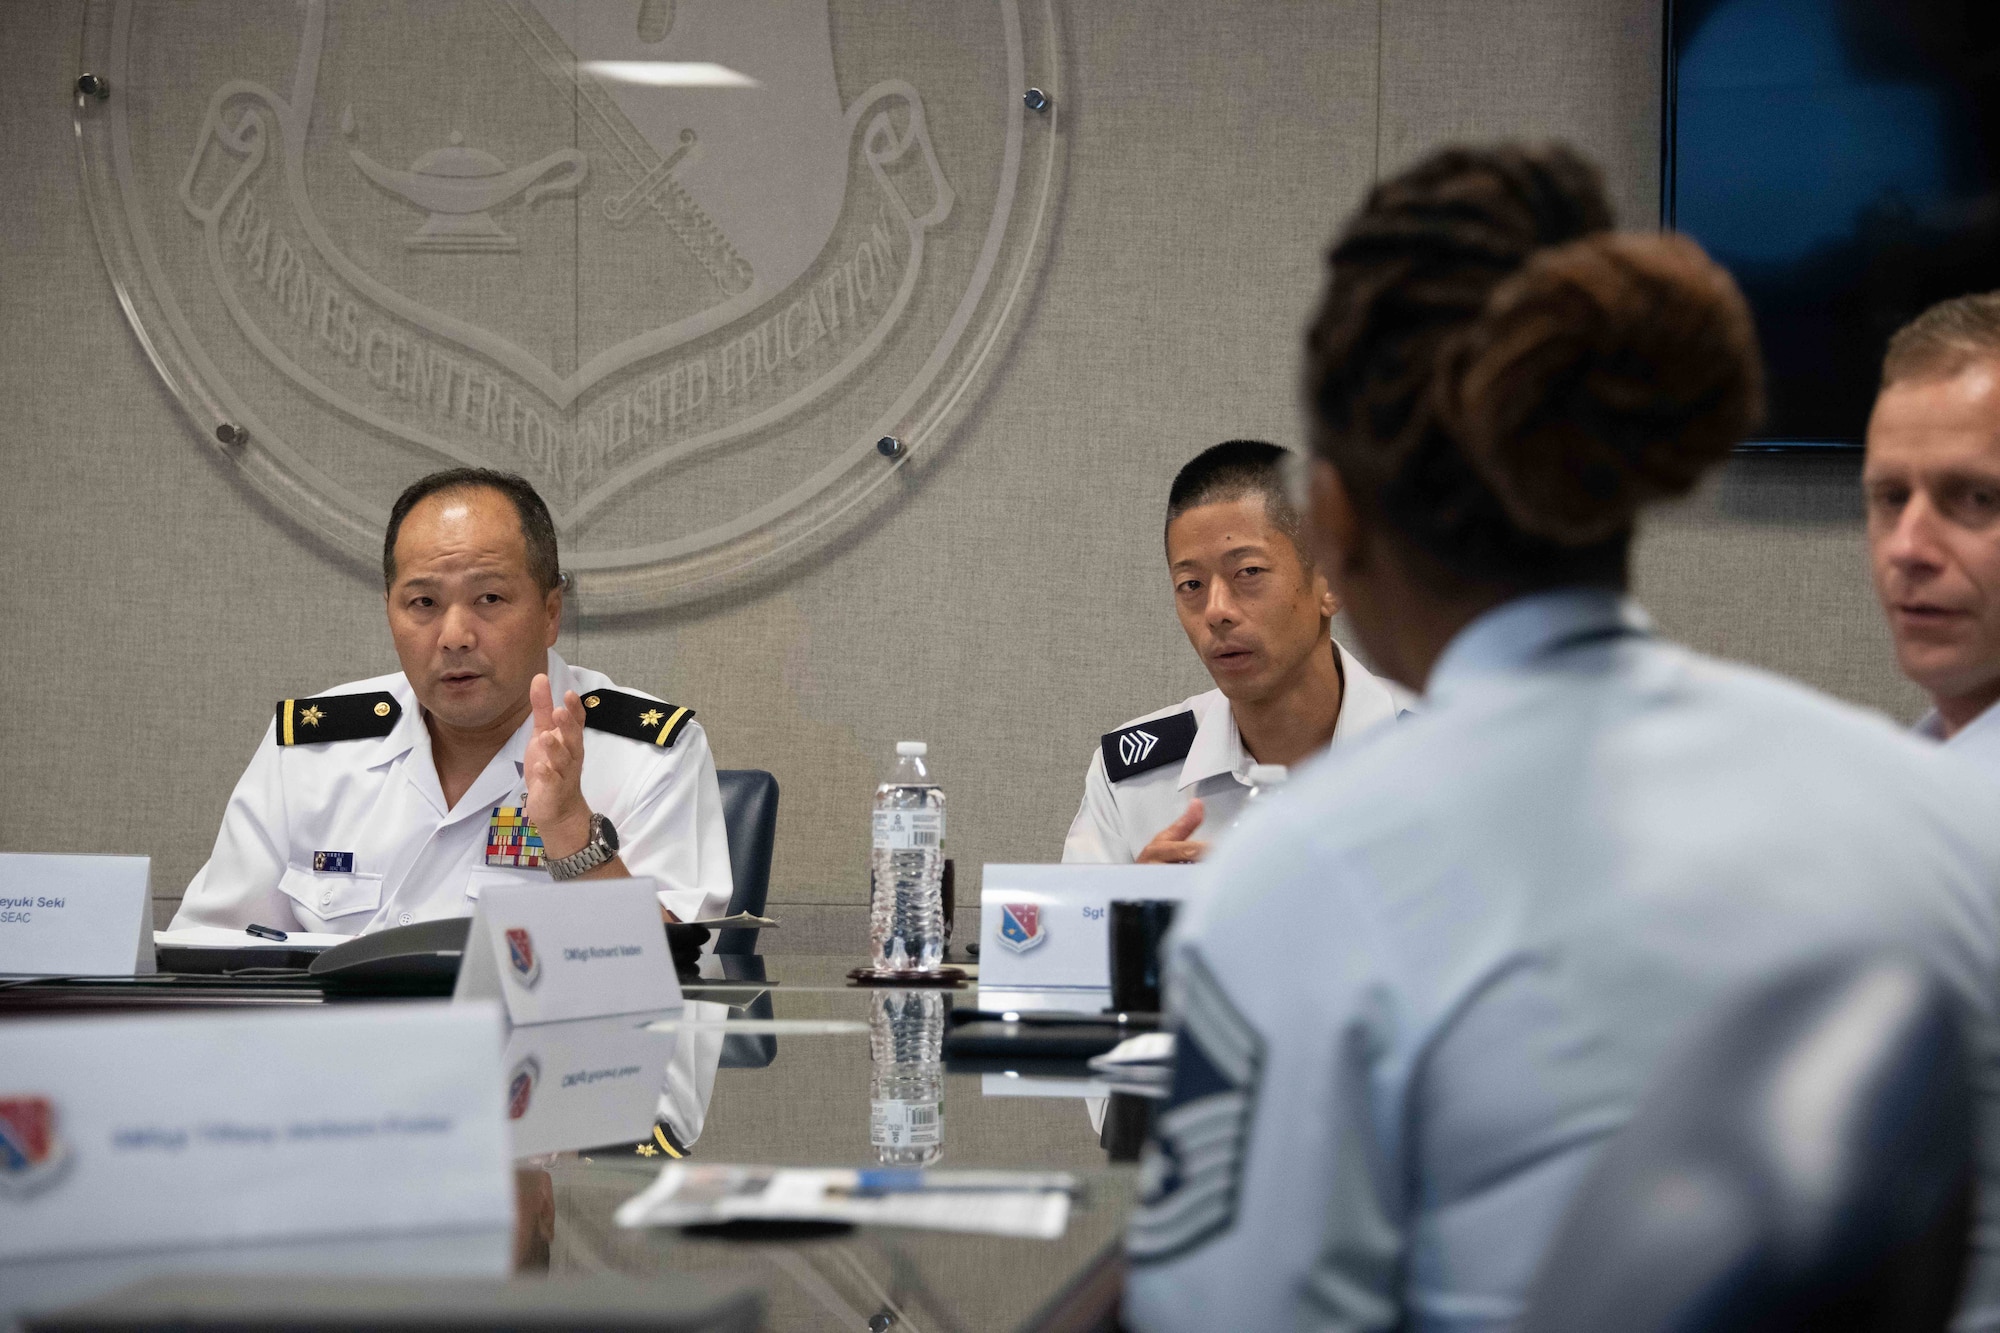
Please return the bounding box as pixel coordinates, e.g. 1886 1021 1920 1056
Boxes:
1125 589 2000 1333
1918 699 2000 777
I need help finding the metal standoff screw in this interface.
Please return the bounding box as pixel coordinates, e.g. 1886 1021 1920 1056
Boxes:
76 72 109 101
876 435 905 459
215 422 247 446
1023 87 1049 113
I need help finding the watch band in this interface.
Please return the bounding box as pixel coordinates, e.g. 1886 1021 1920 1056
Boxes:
548 812 618 882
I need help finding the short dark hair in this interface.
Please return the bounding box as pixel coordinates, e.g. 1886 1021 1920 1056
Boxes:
383 468 561 594
1165 440 1307 555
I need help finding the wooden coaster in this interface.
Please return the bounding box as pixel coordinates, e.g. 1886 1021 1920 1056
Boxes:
846 965 970 988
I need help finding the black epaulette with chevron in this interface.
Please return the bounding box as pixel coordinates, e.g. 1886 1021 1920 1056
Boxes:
1101 710 1198 782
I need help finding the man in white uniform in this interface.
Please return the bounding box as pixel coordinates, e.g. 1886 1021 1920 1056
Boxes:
172 469 733 935
1063 441 1407 863
1866 291 2000 771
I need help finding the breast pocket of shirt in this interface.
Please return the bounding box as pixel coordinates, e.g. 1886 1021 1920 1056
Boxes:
464 865 549 902
278 863 384 927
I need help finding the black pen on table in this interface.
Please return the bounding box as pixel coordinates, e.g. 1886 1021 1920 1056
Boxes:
245 923 288 942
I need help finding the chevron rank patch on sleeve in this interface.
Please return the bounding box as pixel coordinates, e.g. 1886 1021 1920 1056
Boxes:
1102 710 1198 783
581 688 697 748
275 692 401 746
1127 948 1265 1265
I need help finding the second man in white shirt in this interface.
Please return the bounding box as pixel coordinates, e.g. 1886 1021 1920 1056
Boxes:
1063 440 1408 864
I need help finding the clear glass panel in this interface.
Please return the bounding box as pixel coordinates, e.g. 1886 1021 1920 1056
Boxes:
77 0 1064 616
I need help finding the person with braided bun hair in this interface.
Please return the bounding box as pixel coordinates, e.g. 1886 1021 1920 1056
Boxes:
1126 144 2000 1332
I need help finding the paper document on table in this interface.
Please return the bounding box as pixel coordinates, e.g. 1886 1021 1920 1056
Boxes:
616 1164 1075 1240
154 927 353 949
682 912 777 930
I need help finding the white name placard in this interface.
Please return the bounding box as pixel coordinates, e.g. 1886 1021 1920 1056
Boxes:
0 1004 512 1272
455 877 681 1024
979 864 1203 991
0 852 154 977
502 1013 678 1158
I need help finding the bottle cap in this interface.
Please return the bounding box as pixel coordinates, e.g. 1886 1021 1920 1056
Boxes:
1246 764 1289 785
896 741 928 757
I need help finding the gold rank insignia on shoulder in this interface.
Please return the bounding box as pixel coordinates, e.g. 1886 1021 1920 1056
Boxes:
275 691 402 746
580 688 696 748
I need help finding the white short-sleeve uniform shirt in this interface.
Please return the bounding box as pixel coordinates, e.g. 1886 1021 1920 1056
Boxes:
1124 590 2000 1333
1061 642 1411 863
171 650 733 935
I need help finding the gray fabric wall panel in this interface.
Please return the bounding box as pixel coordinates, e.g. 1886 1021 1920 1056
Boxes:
1637 460 1923 721
3 2 397 917
1379 0 1665 224
1 1 1918 953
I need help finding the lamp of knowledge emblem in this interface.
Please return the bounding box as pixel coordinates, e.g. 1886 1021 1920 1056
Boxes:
76 0 1063 614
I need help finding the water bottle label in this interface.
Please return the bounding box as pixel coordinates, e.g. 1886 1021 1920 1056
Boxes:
870 1099 942 1148
872 809 943 850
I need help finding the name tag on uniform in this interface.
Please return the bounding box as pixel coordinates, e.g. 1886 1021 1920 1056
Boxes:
312 851 354 874
454 878 680 1024
485 807 545 869
0 853 154 978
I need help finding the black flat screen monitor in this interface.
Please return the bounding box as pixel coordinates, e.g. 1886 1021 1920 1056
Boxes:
1664 0 2000 447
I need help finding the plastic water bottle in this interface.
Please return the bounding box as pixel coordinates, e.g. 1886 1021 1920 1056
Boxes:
870 741 946 972
868 989 944 1165
1235 763 1289 827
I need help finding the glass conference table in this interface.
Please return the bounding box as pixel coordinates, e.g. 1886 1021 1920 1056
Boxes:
0 954 1139 1331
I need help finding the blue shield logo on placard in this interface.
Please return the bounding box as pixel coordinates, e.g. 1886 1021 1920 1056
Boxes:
0 1095 72 1198
505 927 542 988
998 902 1046 953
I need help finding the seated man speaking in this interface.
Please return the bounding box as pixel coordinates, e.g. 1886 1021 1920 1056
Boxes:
172 468 733 935
1866 291 2000 771
1063 440 1407 863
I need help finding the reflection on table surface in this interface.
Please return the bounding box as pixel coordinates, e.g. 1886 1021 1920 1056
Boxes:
1 953 1135 1327
512 956 1137 1331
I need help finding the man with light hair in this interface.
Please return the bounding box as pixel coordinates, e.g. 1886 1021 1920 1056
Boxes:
1865 292 2000 769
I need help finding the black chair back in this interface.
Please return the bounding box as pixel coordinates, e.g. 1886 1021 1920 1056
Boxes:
714 769 778 955
1517 954 1974 1333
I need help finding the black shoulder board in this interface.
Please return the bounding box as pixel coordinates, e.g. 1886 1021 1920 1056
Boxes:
275 692 401 746
1102 710 1198 783
581 688 696 749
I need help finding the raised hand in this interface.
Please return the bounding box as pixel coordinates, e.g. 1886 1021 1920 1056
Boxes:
1137 798 1209 865
524 673 593 859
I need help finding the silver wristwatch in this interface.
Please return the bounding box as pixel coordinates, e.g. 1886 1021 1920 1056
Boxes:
548 812 619 881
